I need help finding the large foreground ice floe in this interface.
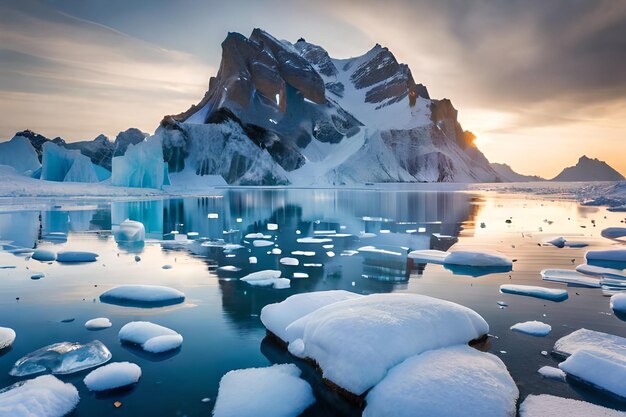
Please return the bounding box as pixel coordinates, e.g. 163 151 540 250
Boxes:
118 321 183 353
0 375 79 417
83 362 141 391
519 394 624 417
363 345 518 417
500 284 568 301
100 285 185 307
212 364 315 417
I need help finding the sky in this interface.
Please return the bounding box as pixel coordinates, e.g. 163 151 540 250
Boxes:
0 0 625 178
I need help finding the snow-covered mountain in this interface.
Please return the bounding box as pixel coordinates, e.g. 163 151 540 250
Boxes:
158 29 498 185
490 163 545 182
551 156 625 182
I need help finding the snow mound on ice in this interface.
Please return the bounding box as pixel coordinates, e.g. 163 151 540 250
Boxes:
500 285 568 302
559 348 626 398
283 292 489 395
445 251 512 267
56 251 98 263
118 321 182 353
0 327 16 349
212 364 314 417
261 290 363 343
363 345 518 417
538 366 566 381
85 318 112 330
510 321 551 336
0 375 79 417
83 362 141 391
100 285 185 307
240 270 289 289
519 394 624 417
0 136 40 175
113 219 145 244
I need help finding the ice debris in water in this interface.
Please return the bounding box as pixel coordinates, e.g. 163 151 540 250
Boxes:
541 269 600 288
519 394 625 417
113 219 145 245
553 328 626 357
240 270 290 289
363 345 518 417
32 249 56 262
10 340 112 376
0 375 79 417
444 251 512 267
0 327 16 349
407 250 450 264
118 321 183 353
56 251 98 263
586 249 626 263
610 293 626 314
83 362 141 391
280 257 299 266
31 272 45 279
99 285 185 307
510 321 552 336
85 317 112 330
559 348 626 398
601 227 626 239
500 285 568 302
537 366 566 381
212 364 315 417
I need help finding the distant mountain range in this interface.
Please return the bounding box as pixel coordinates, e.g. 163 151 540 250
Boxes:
491 156 624 182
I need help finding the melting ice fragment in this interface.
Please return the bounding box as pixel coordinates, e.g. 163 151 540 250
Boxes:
240 270 290 289
500 285 568 302
540 269 600 288
32 249 56 262
99 285 185 307
0 375 79 417
113 219 145 245
444 251 512 267
0 327 16 349
601 227 626 239
559 348 626 399
56 251 98 263
10 340 112 376
83 362 141 391
610 293 626 314
85 317 112 330
118 321 183 353
510 321 551 336
407 249 449 264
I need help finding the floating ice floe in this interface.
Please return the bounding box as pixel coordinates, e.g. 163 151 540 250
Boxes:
113 219 145 245
245 233 271 239
119 321 183 353
252 240 274 247
240 270 290 289
500 285 568 302
544 237 588 248
100 285 185 307
42 232 68 243
248 256 257 264
56 251 98 263
83 362 141 391
363 345 518 417
267 223 278 231
540 269 600 288
280 257 299 266
261 290 362 343
407 249 449 264
293 272 309 279
575 263 626 279
0 327 16 349
553 328 626 358
510 321 551 336
559 348 626 398
537 366 566 381
279 292 489 395
291 250 315 256
610 293 626 314
217 265 241 272
10 340 111 376
297 237 332 244
601 227 626 239
359 232 377 238
445 251 512 267
519 394 624 417
586 249 626 263
212 364 315 417
271 248 282 255
32 249 56 262
31 272 45 279
0 375 79 417
85 318 112 330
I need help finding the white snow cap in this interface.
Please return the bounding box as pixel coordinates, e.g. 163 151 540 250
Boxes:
83 362 141 391
363 345 518 417
118 321 182 353
586 249 626 262
0 375 79 417
537 366 566 381
85 318 112 330
541 269 600 288
212 364 315 417
519 394 625 417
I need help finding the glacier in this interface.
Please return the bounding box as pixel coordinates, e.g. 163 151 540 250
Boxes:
0 135 40 175
40 142 110 183
111 135 170 188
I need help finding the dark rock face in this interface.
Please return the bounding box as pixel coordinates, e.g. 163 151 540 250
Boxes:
64 134 113 170
551 155 625 181
15 130 66 162
113 128 147 157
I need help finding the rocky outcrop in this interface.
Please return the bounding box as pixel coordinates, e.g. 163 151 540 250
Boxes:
551 156 624 182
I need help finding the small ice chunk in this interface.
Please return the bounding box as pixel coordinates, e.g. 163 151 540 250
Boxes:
0 327 16 349
559 348 626 398
83 362 141 391
119 321 182 353
576 263 626 279
586 249 626 263
248 256 257 264
359 232 376 238
217 265 241 272
252 240 274 247
280 257 299 266
241 270 289 289
113 219 145 245
541 269 600 288
291 251 315 256
297 237 332 244
610 293 626 314
519 394 624 417
85 318 112 330
31 272 45 279
500 285 568 302
271 248 282 255
407 249 449 264
272 278 291 289
445 251 512 267
293 272 309 279
537 366 566 381
363 345 518 417
32 249 56 262
56 251 98 263
0 375 79 417
601 227 626 239
162 264 173 269
546 237 566 248
100 285 185 307
267 223 278 231
212 364 315 417
510 321 551 336
10 341 111 376
326 251 335 257
245 233 270 239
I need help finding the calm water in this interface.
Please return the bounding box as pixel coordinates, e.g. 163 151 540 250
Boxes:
0 188 625 416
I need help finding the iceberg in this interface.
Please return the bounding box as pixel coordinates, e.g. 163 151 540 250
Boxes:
85 317 112 330
500 285 568 302
118 321 183 353
281 293 488 395
41 142 107 183
99 285 185 307
32 249 56 262
56 251 98 263
540 269 600 288
0 375 79 417
113 219 145 245
0 326 16 349
261 290 362 343
0 135 40 175
363 345 518 417
519 394 624 417
212 364 315 417
10 340 112 376
510 321 551 336
252 239 274 247
83 362 141 391
111 135 169 189
559 348 626 398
